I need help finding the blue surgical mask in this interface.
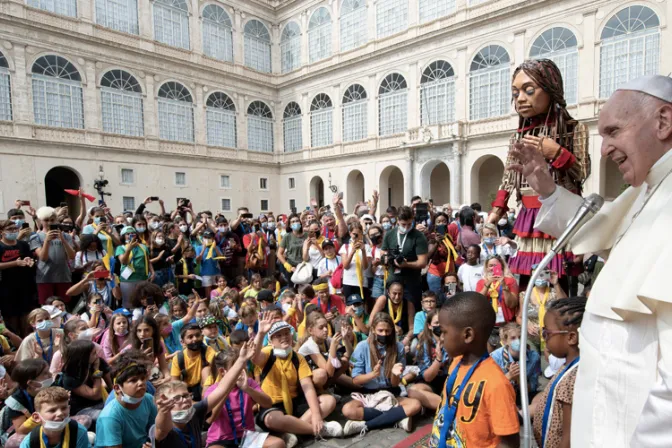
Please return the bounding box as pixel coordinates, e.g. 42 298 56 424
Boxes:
291 223 302 232
94 217 101 225
484 237 496 246
4 232 18 241
510 338 521 353
14 219 25 227
36 320 53 331
382 223 392 231
398 226 409 235
261 222 268 230
121 391 144 404
534 279 549 288
390 218 397 224
354 307 364 317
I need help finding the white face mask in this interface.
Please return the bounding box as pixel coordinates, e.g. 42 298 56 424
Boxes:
272 347 292 359
126 217 133 224
120 391 144 404
218 226 229 233
155 238 164 245
36 320 53 331
498 218 508 227
77 328 96 340
40 415 70 432
35 378 54 391
150 222 161 230
179 225 188 233
171 406 195 424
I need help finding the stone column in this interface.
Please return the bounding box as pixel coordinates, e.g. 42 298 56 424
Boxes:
194 85 205 144
271 24 281 74
450 143 463 206
138 0 152 40
233 9 244 66
300 9 309 66
454 46 468 122
580 10 597 102
11 44 31 125
332 83 341 144
367 73 377 138
238 94 248 149
368 0 377 40
301 92 310 148
331 0 340 55
83 60 100 130
189 0 201 54
407 60 419 129
144 75 158 138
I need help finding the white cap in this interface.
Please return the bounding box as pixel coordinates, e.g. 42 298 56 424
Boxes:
42 305 63 319
617 75 672 103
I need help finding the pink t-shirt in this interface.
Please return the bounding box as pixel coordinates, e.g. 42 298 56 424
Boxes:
205 378 260 443
101 331 130 361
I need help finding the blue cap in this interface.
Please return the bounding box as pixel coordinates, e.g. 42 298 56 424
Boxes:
113 308 132 318
346 294 363 306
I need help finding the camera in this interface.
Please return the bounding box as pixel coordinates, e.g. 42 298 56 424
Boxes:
382 247 406 268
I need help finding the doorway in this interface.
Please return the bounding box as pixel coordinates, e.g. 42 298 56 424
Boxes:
44 166 81 217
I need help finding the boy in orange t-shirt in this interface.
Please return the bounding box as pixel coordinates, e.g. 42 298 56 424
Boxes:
430 291 520 448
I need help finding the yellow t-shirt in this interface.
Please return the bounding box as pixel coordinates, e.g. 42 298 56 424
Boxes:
255 346 312 404
0 335 10 354
170 346 217 387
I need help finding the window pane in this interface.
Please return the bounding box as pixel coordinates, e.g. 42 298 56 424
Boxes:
283 116 302 152
101 89 144 136
123 196 135 211
153 3 189 49
419 0 455 23
158 99 194 142
220 175 230 188
340 0 367 51
309 8 332 63
121 169 134 184
206 108 237 148
247 116 273 152
221 198 231 211
260 200 268 211
32 76 84 129
96 0 139 34
260 178 268 189
244 34 272 73
343 102 367 142
379 91 407 136
377 0 407 38
175 172 186 185
421 79 455 125
203 8 233 62
28 0 77 17
311 109 333 147
600 31 659 98
0 71 12 121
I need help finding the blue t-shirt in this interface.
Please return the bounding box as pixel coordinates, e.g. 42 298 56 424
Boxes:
490 345 542 393
20 422 89 448
417 340 449 378
234 321 258 334
105 382 155 406
351 340 406 390
197 244 221 276
96 394 157 448
164 319 186 354
413 310 427 336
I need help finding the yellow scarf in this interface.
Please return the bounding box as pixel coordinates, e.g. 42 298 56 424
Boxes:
489 281 502 314
535 286 550 350
240 285 251 295
278 355 295 416
388 300 402 324
39 424 71 448
126 243 148 276
353 246 364 298
180 258 188 283
205 243 216 260
442 236 459 274
93 223 113 270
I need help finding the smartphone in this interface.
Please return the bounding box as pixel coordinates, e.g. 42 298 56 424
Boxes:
305 206 311 211
19 200 30 206
436 225 447 236
447 283 457 295
415 202 430 222
242 213 253 219
330 306 339 316
141 338 154 352
59 202 68 208
150 196 159 201
493 265 503 277
113 224 124 233
49 224 59 231
99 216 107 224
21 222 30 230
94 270 110 279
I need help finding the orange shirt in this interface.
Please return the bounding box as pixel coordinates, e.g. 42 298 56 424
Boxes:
429 356 519 448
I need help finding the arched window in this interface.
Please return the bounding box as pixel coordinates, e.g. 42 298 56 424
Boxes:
157 82 193 142
101 70 143 136
378 73 407 136
244 20 272 73
283 102 302 152
340 0 367 52
309 7 332 63
377 0 408 39
420 60 455 125
28 0 76 17
96 0 138 34
206 92 236 148
247 101 273 152
530 27 578 105
31 55 83 129
281 22 301 73
310 93 333 147
419 0 456 23
153 0 190 49
0 52 12 122
342 84 367 142
599 5 660 98
202 5 233 63
469 45 510 120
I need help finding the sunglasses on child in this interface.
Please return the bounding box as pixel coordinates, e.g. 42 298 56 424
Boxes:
542 328 569 340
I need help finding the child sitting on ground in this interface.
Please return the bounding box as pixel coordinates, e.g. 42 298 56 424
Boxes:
491 322 541 405
244 274 262 299
169 323 217 401
199 314 229 353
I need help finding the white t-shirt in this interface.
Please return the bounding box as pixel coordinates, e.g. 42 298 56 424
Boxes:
316 256 341 294
74 250 106 269
339 243 372 287
479 243 515 263
307 245 325 267
458 263 484 292
369 246 385 277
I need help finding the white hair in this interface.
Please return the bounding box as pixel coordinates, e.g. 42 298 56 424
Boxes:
36 206 56 221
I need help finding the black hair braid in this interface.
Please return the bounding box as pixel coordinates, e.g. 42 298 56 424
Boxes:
547 296 587 328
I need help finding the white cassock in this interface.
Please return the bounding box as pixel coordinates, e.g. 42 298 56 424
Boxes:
535 148 672 447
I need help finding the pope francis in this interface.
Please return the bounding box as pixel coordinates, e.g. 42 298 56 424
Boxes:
511 75 672 447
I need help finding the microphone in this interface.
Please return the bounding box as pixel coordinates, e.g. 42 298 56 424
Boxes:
550 193 605 254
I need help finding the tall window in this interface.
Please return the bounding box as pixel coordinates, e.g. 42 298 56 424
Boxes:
420 60 455 125
340 0 366 52
202 5 233 62
342 84 367 142
311 93 333 147
244 20 272 73
599 5 660 99
100 69 144 136
281 22 301 73
121 168 134 184
309 7 332 63
530 28 578 105
206 92 237 148
158 81 194 142
175 172 186 185
221 198 231 211
96 0 139 34
0 52 12 122
379 73 407 136
247 101 273 152
283 102 302 152
122 196 136 211
31 55 84 129
469 45 510 120
220 175 230 188
153 0 189 49
419 0 455 23
377 0 407 39
28 0 76 17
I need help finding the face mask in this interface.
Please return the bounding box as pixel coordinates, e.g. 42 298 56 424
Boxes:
282 303 292 313
36 378 54 391
94 217 101 225
432 326 442 337
171 406 195 424
126 217 133 224
476 223 483 233
186 342 202 351
4 232 18 241
291 223 302 232
510 338 521 353
354 306 364 317
161 326 172 337
484 237 496 246
203 239 213 246
40 416 71 431
273 347 292 359
114 328 128 337
135 226 146 233
218 226 229 233
398 226 409 235
534 279 549 288
390 218 397 224
370 235 381 246
14 219 25 227
222 305 231 315
36 320 53 331
155 238 164 245
78 328 96 340
120 391 144 404
498 218 508 227
261 222 268 230
268 223 276 230
150 222 161 230
313 230 321 238
382 223 392 231
376 334 391 345
179 225 188 233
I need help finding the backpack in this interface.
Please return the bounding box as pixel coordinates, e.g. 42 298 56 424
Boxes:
176 346 209 382
259 350 301 386
29 420 80 448
330 263 344 290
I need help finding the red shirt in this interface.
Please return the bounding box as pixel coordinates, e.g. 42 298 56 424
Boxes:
311 294 346 315
475 276 519 324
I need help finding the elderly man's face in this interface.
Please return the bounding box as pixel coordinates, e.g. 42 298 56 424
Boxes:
599 91 669 187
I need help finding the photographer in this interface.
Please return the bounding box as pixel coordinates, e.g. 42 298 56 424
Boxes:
115 226 154 309
426 212 460 296
380 206 428 310
82 206 121 249
7 207 34 242
230 206 253 241
29 207 76 304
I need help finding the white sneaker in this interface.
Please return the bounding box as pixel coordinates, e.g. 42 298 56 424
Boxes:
281 433 299 448
396 416 413 432
343 420 368 437
320 421 344 438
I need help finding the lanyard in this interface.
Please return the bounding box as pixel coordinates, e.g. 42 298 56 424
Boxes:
22 390 34 413
482 244 496 257
438 354 488 448
41 426 67 448
396 229 408 252
317 296 330 313
541 356 580 448
36 331 53 363
173 426 196 448
225 390 246 444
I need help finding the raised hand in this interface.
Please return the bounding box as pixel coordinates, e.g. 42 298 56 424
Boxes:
258 312 274 334
509 140 557 198
330 332 342 350
155 393 176 414
239 339 256 362
236 370 249 391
